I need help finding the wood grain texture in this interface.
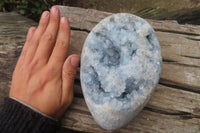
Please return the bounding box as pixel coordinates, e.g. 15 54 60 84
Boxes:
0 6 200 133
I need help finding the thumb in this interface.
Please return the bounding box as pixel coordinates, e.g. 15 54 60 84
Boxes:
62 54 80 106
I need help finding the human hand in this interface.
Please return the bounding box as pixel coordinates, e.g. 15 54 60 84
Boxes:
9 6 79 119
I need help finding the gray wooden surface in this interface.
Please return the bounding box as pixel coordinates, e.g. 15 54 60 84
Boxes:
0 6 200 133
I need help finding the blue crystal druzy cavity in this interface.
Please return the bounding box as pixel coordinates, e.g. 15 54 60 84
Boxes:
80 13 162 130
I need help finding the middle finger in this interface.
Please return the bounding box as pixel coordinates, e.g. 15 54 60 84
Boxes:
34 6 60 65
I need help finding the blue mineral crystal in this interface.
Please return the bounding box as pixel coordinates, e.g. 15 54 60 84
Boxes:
80 13 162 130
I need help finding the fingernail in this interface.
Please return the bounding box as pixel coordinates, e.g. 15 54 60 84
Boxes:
42 11 49 18
61 17 66 23
51 6 58 14
70 56 80 67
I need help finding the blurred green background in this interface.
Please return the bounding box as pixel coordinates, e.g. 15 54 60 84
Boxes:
1 0 200 24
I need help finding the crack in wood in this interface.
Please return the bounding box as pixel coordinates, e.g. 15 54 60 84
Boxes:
181 55 200 59
144 107 200 120
171 62 200 68
68 108 91 116
155 28 200 36
186 37 200 41
74 78 81 86
162 59 177 63
71 27 200 38
71 27 90 33
163 60 200 68
74 93 84 98
159 78 200 94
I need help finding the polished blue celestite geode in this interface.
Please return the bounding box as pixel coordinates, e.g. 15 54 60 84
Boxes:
80 13 162 130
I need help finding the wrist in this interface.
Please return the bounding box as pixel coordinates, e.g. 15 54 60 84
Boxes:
0 97 58 133
10 97 58 121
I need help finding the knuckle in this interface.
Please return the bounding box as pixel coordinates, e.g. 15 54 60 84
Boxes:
31 58 40 67
42 33 53 42
56 40 67 48
27 58 40 74
51 15 59 22
26 38 31 44
63 70 76 81
45 66 57 79
33 77 44 89
39 21 47 28
26 67 34 80
39 16 49 26
47 66 56 73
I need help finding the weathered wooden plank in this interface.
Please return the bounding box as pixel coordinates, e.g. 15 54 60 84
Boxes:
69 30 88 56
1 9 200 133
58 6 200 35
